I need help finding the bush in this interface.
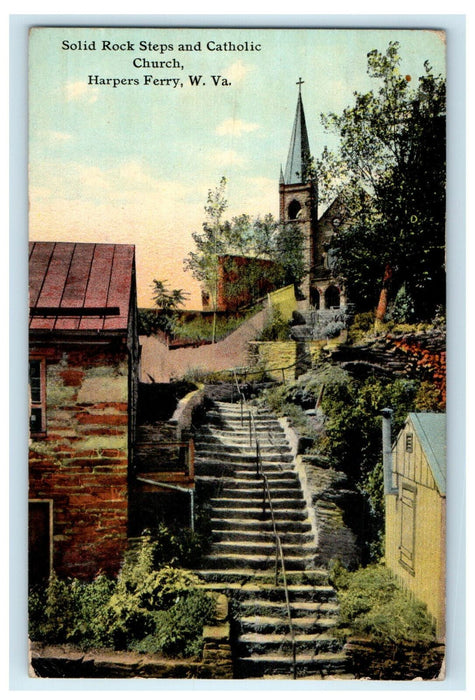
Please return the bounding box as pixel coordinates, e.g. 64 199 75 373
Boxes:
28 536 215 657
330 563 435 644
258 308 291 341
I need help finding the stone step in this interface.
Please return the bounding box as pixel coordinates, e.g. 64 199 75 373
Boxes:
236 631 343 656
233 469 298 481
195 440 292 453
218 476 300 488
235 652 348 679
210 517 312 533
195 462 295 478
196 568 330 586
210 497 307 510
200 553 316 571
196 440 290 453
239 599 339 617
196 451 293 464
238 615 338 635
219 583 337 603
210 507 307 521
206 415 283 429
212 530 313 544
210 403 275 416
219 486 303 499
198 579 337 603
211 540 316 557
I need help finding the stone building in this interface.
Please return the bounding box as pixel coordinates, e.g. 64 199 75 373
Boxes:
28 242 140 582
279 82 347 310
383 412 446 640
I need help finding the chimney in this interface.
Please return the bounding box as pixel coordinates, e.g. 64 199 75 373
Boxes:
382 408 397 495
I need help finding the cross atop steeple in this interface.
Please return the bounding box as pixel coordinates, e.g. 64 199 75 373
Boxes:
296 77 304 92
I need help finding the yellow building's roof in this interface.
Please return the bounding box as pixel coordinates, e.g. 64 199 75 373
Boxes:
409 413 446 495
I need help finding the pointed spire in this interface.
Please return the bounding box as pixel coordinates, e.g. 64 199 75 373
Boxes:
279 165 284 184
284 80 311 185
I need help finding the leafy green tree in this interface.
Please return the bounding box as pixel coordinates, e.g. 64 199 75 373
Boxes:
317 42 446 321
139 279 188 337
184 178 306 321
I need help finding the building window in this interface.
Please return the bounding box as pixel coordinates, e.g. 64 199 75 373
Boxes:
324 285 340 309
29 357 46 435
405 433 414 452
399 483 416 574
288 199 302 220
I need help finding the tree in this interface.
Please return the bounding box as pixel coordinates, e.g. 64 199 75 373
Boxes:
139 279 188 337
184 178 306 321
151 279 188 313
317 42 446 321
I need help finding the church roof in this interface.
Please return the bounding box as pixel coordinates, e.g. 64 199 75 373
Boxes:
284 89 311 185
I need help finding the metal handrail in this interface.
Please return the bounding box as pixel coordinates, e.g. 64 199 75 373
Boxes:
231 350 314 384
255 431 297 679
234 375 297 679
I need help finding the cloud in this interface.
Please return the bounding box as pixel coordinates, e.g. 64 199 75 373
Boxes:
226 60 253 84
216 118 260 137
65 81 98 103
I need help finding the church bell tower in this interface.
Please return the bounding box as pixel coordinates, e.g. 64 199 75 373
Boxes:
279 79 318 305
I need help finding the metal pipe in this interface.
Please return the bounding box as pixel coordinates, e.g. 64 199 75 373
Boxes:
382 408 397 495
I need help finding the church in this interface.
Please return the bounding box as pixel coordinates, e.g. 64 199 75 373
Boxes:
279 79 347 311
201 81 348 315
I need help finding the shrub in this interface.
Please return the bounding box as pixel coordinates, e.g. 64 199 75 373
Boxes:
258 308 291 341
130 590 215 657
330 563 435 644
28 536 215 657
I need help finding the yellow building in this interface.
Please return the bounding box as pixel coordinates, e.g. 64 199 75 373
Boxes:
384 412 446 640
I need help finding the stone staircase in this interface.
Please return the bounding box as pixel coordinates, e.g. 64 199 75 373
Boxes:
194 400 349 679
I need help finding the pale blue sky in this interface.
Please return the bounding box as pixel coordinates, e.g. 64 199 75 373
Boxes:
29 27 446 306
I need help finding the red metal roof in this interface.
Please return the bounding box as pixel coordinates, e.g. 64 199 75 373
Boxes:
29 242 135 332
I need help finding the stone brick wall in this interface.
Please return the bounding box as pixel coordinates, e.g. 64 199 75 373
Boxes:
201 593 233 678
29 593 233 679
29 344 131 579
248 340 298 380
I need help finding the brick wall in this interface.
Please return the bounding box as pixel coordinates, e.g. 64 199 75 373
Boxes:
29 344 131 579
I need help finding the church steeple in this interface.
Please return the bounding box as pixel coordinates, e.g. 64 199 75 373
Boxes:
284 79 311 185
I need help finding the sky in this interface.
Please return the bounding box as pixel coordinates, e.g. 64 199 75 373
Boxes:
28 27 446 308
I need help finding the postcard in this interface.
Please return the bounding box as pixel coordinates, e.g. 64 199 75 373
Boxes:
27 26 447 681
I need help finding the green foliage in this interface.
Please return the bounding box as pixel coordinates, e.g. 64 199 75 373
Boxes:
348 312 376 343
414 380 443 412
258 308 291 341
330 563 435 644
261 364 440 560
317 42 446 320
130 591 215 657
173 309 256 342
183 177 306 309
28 536 215 657
318 375 419 479
139 280 189 336
388 285 416 323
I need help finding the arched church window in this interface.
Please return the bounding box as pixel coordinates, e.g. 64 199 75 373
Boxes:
325 285 340 309
288 199 302 220
310 287 321 309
